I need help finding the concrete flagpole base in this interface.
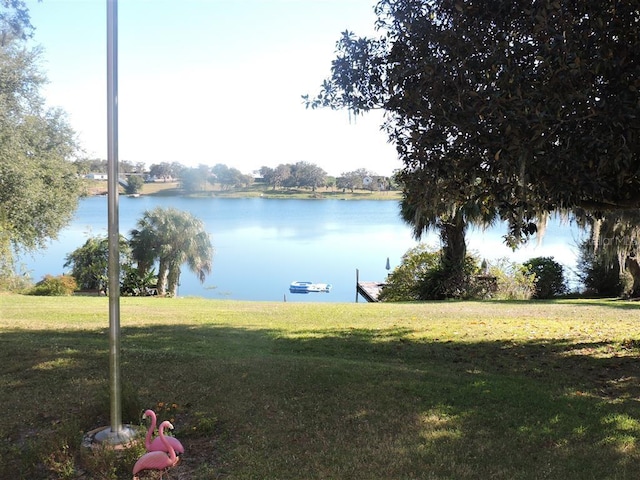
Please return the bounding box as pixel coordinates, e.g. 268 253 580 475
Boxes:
82 425 140 450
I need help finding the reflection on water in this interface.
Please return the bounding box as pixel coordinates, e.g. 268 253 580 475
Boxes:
17 196 585 302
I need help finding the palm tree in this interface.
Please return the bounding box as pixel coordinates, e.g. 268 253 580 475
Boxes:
129 207 214 296
129 219 157 278
398 166 500 298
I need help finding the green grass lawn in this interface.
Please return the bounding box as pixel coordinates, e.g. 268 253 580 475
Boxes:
1 294 639 479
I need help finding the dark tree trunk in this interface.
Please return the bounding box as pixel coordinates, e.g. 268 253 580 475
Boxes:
441 212 467 272
167 263 181 297
438 210 468 298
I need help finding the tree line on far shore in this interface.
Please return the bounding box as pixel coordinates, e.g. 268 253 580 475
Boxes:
76 158 397 195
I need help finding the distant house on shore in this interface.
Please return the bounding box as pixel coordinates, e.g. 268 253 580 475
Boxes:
85 173 108 180
145 175 176 183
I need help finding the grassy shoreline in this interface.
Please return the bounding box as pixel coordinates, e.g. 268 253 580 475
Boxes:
1 294 639 479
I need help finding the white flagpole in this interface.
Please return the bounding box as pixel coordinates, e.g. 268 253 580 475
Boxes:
106 0 122 438
84 0 135 447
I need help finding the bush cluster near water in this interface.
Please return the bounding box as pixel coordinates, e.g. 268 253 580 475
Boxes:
379 245 567 302
27 274 77 296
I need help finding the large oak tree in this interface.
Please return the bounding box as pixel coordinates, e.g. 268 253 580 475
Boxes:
307 0 639 250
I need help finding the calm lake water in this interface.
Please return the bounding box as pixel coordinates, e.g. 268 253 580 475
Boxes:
17 196 585 301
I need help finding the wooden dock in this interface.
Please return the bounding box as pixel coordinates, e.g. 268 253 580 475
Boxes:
356 281 385 302
355 268 386 302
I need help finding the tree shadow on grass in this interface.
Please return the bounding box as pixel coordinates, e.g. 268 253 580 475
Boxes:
1 324 639 479
560 298 640 310
484 298 640 310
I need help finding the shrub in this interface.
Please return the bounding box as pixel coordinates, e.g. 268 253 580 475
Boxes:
487 258 536 300
0 267 33 293
379 244 483 301
120 264 158 296
64 235 132 292
28 275 77 296
524 256 567 299
379 244 440 301
63 236 110 291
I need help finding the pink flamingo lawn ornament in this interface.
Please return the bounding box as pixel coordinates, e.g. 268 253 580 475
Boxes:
133 420 178 478
143 409 184 455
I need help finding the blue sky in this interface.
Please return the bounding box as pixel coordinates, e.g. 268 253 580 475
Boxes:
25 0 400 176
